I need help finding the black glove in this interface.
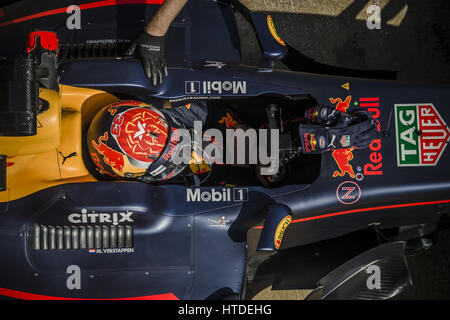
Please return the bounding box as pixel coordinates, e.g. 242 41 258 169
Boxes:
299 109 380 153
305 106 352 126
126 32 168 86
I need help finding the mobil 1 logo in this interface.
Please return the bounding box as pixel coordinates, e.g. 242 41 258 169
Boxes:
395 103 450 166
185 81 247 95
186 187 248 202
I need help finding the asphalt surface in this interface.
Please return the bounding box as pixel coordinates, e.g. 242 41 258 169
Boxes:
235 0 450 299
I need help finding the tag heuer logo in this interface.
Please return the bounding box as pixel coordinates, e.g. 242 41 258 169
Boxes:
395 103 450 166
340 135 350 147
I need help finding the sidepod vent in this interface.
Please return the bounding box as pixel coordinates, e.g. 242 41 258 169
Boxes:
29 224 133 250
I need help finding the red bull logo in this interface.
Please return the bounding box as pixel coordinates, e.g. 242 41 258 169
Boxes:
361 97 383 176
189 151 211 175
303 133 317 152
107 100 144 116
107 105 118 116
329 95 352 113
219 112 238 129
162 127 180 161
91 132 125 173
332 148 356 178
303 133 311 152
306 106 319 123
310 134 317 151
110 100 143 107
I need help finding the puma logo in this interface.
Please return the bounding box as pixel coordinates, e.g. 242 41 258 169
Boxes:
328 135 336 148
59 151 78 165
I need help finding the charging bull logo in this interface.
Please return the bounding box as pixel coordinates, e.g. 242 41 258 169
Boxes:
92 132 125 172
303 133 317 152
303 133 311 152
190 151 211 175
306 107 319 123
219 112 238 129
107 100 143 116
107 105 118 116
112 107 168 165
90 152 117 177
329 95 352 113
332 148 356 178
310 134 317 151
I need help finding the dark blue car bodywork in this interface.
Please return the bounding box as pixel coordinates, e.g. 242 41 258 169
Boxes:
0 0 449 299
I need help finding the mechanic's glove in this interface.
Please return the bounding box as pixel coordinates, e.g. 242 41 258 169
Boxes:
126 31 168 86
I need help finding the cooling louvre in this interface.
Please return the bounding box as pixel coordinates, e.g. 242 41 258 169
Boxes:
59 42 128 60
30 224 133 250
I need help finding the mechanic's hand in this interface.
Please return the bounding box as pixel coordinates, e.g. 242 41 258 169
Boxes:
126 31 168 86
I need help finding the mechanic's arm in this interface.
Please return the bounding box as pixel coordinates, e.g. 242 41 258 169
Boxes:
127 0 188 86
146 0 188 36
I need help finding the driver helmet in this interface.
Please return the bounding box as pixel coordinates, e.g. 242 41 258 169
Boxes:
87 100 188 182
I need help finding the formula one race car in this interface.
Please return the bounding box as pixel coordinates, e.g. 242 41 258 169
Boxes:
0 0 449 300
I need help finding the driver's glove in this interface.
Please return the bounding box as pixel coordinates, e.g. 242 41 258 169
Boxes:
305 106 351 127
126 31 168 86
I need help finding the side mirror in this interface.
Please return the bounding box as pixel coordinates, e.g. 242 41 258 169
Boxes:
250 13 288 72
256 203 292 252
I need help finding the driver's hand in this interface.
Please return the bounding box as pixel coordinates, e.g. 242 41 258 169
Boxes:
126 31 168 86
